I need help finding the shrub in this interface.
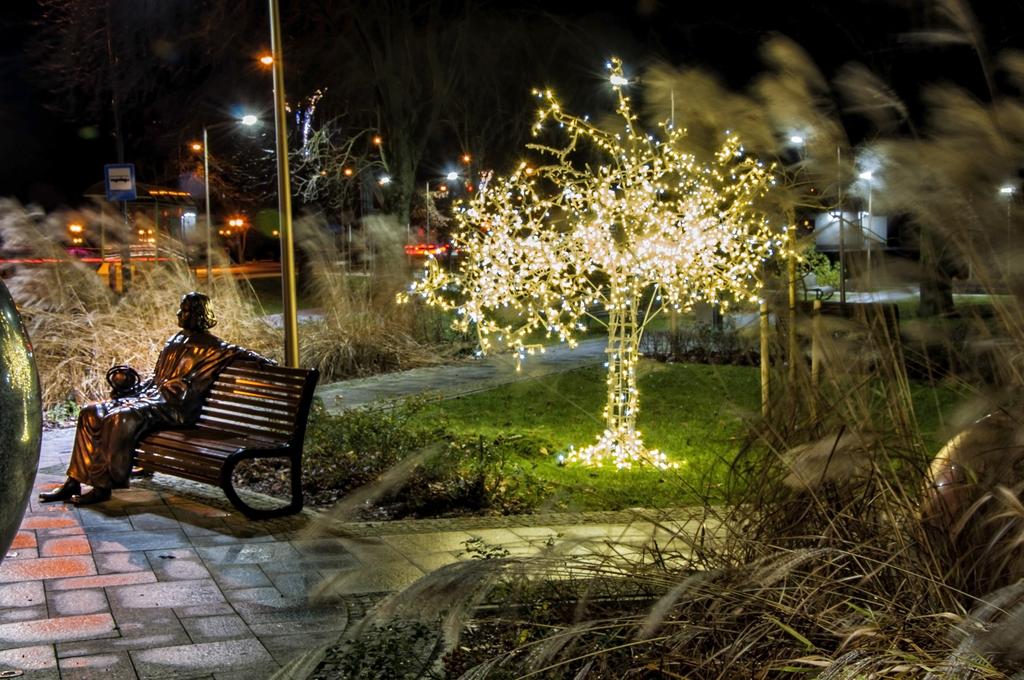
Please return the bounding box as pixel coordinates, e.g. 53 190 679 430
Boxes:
378 434 554 518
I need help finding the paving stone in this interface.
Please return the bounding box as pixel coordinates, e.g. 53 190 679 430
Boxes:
49 589 109 617
47 571 157 592
0 556 96 583
130 512 182 532
206 564 271 590
0 613 117 650
58 651 136 680
56 632 193 659
173 603 236 618
145 549 211 581
237 600 349 637
265 571 329 598
258 554 360 575
320 537 410 564
308 560 425 596
75 511 131 530
0 581 44 608
0 644 58 679
19 516 78 531
404 550 464 573
107 578 225 609
37 526 86 537
38 535 91 558
223 587 285 604
130 638 274 679
179 615 250 642
214 669 281 680
186 533 277 548
196 541 300 565
0 606 48 624
94 551 150 575
380 531 475 554
259 631 341 665
11 531 37 550
102 489 163 507
89 529 190 554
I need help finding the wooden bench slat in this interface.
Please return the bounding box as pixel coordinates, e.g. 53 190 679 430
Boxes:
198 403 296 428
207 387 301 407
132 359 318 519
219 368 308 387
219 366 308 384
210 385 303 402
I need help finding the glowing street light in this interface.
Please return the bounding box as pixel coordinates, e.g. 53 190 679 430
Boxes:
1001 184 1017 239
195 114 258 281
445 171 459 181
789 135 805 145
258 54 274 66
378 175 392 186
609 73 629 87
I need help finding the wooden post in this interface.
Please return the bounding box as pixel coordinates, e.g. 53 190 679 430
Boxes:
811 298 822 420
760 300 770 417
787 221 797 384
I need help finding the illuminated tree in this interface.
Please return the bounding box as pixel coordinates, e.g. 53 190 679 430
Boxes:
406 59 783 468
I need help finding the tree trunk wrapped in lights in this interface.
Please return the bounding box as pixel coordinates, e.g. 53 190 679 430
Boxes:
403 58 784 469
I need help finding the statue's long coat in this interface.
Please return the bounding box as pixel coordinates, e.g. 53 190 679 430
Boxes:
67 331 260 489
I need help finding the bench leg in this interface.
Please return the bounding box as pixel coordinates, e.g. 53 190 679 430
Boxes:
220 454 303 520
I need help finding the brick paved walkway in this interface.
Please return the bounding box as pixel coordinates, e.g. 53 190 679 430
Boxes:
0 425 707 679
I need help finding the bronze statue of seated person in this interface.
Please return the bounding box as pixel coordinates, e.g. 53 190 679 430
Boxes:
40 292 274 506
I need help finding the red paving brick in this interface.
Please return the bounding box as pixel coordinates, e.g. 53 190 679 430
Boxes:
10 531 36 550
0 556 95 583
21 516 79 530
49 571 157 591
39 536 91 557
0 613 117 648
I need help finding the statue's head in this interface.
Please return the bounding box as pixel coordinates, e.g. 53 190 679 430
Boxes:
177 292 217 331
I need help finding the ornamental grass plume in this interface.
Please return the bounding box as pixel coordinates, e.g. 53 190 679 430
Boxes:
295 214 461 382
0 200 277 410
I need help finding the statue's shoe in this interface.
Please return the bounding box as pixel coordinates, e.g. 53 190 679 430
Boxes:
71 487 112 506
39 478 81 503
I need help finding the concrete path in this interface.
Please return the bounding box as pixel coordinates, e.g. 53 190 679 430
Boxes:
0 426 705 679
316 337 608 413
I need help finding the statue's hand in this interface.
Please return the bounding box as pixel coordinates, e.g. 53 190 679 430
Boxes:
159 378 190 403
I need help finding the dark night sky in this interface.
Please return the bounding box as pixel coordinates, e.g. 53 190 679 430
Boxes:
1 0 1021 210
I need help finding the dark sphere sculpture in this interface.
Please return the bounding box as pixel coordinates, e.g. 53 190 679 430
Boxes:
0 279 42 563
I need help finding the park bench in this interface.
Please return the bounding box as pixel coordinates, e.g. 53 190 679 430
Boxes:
133 360 319 519
800 272 835 301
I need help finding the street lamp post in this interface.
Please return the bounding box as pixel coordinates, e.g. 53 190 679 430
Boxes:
203 126 211 281
268 0 300 368
196 116 258 282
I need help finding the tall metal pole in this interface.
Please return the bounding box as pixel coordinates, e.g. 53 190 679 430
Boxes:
203 126 212 282
269 0 300 368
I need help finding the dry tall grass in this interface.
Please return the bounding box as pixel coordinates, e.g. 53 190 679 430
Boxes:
0 200 277 409
0 203 460 410
296 214 465 381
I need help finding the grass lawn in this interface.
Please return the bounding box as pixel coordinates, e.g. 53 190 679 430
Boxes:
244 277 316 314
422 360 968 511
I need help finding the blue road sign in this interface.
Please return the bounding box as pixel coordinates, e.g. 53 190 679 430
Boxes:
104 164 137 201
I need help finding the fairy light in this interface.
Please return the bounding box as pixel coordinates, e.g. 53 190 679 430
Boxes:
402 57 783 469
